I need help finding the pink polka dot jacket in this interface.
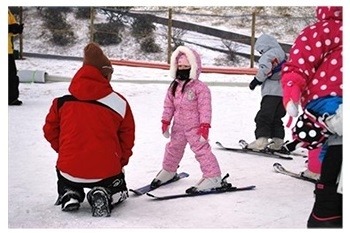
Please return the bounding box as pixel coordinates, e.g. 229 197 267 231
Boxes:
281 6 343 108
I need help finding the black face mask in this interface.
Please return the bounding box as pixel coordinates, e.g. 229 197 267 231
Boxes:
176 69 191 80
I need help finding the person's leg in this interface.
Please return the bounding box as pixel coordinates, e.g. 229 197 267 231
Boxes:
55 170 85 211
307 145 342 228
86 172 128 217
248 96 273 150
270 97 286 150
186 127 222 192
8 54 21 104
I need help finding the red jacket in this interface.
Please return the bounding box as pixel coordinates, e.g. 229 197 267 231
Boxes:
281 6 342 108
43 65 135 179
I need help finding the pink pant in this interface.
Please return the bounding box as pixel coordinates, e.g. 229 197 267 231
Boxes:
162 124 221 178
308 148 322 174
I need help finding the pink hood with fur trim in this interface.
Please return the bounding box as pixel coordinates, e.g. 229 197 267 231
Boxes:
169 46 202 80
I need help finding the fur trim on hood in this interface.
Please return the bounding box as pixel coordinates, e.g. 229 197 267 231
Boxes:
169 46 202 80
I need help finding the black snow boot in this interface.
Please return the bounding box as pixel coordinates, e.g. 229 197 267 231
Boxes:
307 182 342 228
87 187 112 217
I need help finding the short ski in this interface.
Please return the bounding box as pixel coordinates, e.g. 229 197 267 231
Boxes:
129 172 189 195
273 162 317 183
146 185 256 200
216 141 293 160
239 139 306 157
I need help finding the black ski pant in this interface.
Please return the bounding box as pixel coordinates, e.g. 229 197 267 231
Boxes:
254 95 286 139
8 54 20 103
55 169 128 205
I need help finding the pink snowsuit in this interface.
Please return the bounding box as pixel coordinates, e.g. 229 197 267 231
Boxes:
161 46 221 178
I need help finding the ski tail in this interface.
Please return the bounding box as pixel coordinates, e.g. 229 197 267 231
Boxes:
129 172 189 196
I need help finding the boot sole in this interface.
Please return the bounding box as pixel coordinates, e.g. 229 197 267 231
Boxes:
91 191 111 217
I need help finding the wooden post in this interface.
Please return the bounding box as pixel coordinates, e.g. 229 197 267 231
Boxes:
89 7 95 42
167 8 173 64
250 11 256 68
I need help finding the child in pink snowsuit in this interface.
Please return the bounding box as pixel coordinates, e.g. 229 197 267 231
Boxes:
151 46 223 193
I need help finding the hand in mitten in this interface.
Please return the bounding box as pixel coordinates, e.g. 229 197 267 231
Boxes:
283 80 301 117
197 123 210 142
249 77 262 90
9 23 24 34
285 101 299 118
161 120 170 138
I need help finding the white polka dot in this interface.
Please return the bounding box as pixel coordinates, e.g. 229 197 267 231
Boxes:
331 59 337 65
313 32 318 38
301 36 307 41
325 39 331 46
330 76 337 81
297 121 304 127
320 71 326 77
283 66 288 71
324 28 330 33
340 84 343 89
335 37 340 43
312 79 319 85
298 58 305 64
311 68 316 73
323 22 329 27
312 94 319 100
310 25 316 30
316 41 322 47
330 92 337 96
305 45 311 51
304 70 309 76
308 56 315 62
340 67 343 72
299 132 306 139
309 130 317 137
320 85 327 90
293 49 299 54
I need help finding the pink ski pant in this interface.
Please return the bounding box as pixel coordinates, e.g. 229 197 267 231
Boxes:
162 125 221 178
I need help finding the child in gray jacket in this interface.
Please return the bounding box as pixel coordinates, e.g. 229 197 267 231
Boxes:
247 34 287 151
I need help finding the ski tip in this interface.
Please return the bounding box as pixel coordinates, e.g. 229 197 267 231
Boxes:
179 172 190 177
246 185 256 190
129 189 144 196
146 192 155 198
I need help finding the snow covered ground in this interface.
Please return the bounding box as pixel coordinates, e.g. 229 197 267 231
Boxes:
6 1 348 231
8 57 317 229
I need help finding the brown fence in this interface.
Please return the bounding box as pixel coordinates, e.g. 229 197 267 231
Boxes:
12 6 315 71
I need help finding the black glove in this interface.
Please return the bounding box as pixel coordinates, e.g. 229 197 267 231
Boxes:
8 23 24 34
249 77 262 90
